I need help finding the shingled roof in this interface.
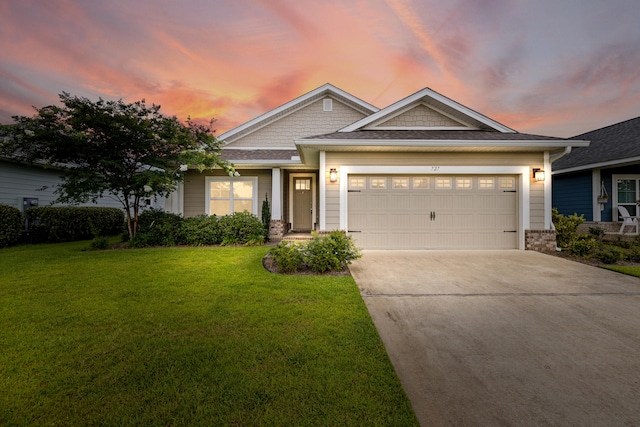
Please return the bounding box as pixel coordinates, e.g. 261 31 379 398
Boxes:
553 117 640 172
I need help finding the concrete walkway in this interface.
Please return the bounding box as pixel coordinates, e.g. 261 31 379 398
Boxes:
349 250 640 426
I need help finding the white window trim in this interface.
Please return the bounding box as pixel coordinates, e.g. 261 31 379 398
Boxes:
205 176 258 216
338 165 530 249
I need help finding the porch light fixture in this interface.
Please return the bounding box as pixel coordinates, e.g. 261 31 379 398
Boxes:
329 168 338 182
533 168 545 181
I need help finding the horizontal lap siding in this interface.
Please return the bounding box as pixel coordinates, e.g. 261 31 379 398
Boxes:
552 171 592 220
183 169 272 217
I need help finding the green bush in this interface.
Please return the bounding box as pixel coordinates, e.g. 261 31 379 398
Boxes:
568 235 597 257
26 206 124 243
0 204 23 247
128 208 183 247
261 194 271 242
270 241 305 273
552 208 584 249
268 231 361 274
180 215 222 246
594 245 625 264
218 212 265 246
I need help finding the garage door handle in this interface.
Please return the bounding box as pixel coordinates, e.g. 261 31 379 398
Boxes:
503 230 517 233
348 230 362 233
430 211 436 221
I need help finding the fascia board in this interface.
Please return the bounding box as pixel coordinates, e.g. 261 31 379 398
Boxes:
552 155 640 175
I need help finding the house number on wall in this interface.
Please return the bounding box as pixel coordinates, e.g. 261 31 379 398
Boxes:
431 166 440 172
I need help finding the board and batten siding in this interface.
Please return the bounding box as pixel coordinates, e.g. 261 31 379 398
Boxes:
224 99 367 149
323 151 546 230
0 160 125 210
552 171 593 220
183 169 272 218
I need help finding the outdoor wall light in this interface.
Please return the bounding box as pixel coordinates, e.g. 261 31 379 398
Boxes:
533 168 545 181
329 168 338 182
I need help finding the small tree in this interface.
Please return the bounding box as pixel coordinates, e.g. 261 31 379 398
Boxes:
1 93 235 238
261 193 271 242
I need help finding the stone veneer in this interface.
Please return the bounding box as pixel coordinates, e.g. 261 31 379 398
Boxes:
525 229 557 252
269 219 286 241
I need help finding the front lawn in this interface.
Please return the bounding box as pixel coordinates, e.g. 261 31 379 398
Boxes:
603 265 640 278
0 242 417 426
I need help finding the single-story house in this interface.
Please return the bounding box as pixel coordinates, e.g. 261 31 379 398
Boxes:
552 117 640 227
166 84 588 250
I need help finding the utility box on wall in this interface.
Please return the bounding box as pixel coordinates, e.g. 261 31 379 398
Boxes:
22 197 39 231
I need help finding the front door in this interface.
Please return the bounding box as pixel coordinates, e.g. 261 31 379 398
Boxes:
293 177 313 230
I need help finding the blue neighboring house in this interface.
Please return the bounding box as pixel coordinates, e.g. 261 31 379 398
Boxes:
552 117 640 223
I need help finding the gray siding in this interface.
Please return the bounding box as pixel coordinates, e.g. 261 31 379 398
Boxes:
0 160 127 210
183 169 272 217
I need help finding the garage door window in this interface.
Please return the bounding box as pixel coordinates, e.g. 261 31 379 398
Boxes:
479 178 495 189
370 178 386 189
393 177 409 189
499 178 515 189
413 177 429 189
435 177 452 189
456 178 472 189
349 177 365 190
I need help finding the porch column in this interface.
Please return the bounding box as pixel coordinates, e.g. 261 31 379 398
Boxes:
544 152 552 229
592 169 601 221
319 151 326 230
271 168 282 220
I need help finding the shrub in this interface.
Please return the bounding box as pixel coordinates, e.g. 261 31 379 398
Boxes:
128 208 183 247
552 208 584 249
218 212 265 246
180 215 222 246
0 204 23 247
588 227 605 240
25 206 124 243
304 231 362 273
270 241 305 273
594 245 625 264
261 194 271 242
568 235 597 257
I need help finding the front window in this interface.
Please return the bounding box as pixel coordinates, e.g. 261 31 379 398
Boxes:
616 177 639 218
206 177 257 216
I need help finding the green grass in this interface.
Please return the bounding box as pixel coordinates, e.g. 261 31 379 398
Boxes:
0 241 417 426
603 265 640 278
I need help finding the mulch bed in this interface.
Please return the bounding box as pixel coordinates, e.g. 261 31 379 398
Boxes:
262 253 351 276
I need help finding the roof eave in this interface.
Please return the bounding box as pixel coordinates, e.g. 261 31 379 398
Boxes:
552 155 640 174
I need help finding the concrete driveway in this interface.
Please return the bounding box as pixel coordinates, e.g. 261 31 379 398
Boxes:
349 250 640 426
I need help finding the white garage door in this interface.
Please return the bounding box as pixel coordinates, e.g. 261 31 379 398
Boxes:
347 175 518 249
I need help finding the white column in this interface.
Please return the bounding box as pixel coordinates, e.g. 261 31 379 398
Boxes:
165 182 184 215
544 152 552 229
271 168 282 220
592 169 601 221
319 151 326 230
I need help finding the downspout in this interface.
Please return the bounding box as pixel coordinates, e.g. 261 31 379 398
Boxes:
548 146 572 251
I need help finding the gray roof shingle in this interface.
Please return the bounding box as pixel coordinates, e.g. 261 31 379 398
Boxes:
553 117 640 171
303 129 566 141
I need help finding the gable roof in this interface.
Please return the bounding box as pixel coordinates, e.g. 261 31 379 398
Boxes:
553 117 640 173
218 83 379 143
339 87 516 133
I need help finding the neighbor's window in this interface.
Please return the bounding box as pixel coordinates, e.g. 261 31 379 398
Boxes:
616 177 639 217
206 177 257 216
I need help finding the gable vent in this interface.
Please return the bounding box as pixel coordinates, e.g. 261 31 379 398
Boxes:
323 98 332 111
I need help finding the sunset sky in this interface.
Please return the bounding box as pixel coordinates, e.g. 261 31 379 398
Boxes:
1 0 639 137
